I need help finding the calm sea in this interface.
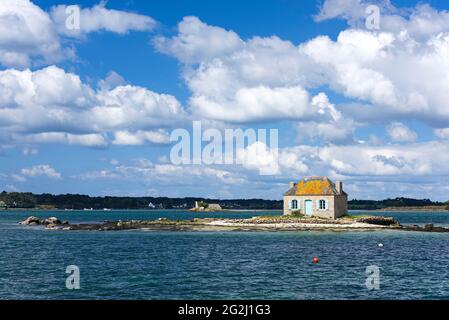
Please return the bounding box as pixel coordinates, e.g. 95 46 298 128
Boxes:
1 210 449 300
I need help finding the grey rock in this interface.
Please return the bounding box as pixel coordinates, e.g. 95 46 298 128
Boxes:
20 216 40 225
356 216 398 226
44 217 62 225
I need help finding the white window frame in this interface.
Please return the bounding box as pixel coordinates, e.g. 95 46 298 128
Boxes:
318 199 327 211
292 199 298 210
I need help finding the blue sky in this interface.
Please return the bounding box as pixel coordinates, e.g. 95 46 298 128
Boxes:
2 0 449 200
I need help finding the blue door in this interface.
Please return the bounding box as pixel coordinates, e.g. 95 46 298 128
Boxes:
305 200 313 216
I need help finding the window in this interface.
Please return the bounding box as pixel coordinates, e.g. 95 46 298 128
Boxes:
319 200 326 210
292 200 298 210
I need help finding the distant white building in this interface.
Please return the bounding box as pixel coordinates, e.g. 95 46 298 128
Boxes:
148 202 156 209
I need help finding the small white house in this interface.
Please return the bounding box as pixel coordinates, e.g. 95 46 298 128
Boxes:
283 176 347 219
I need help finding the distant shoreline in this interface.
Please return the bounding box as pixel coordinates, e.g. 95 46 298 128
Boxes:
3 207 449 213
2 208 282 212
373 206 448 212
2 192 447 212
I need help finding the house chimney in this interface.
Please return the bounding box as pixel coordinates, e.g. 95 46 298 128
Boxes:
289 181 295 188
336 181 343 194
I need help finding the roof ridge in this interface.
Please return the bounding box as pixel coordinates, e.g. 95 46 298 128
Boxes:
291 176 338 196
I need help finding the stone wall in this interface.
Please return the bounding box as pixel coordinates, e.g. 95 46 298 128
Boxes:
283 195 337 219
333 195 348 218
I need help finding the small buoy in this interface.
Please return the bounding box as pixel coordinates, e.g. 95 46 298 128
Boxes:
378 243 384 248
313 257 319 264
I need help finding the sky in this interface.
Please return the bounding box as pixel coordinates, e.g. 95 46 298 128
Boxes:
1 0 449 200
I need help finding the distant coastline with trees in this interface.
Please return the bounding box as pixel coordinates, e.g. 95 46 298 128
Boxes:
0 191 448 211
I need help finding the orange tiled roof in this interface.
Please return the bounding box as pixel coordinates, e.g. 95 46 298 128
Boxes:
285 176 342 196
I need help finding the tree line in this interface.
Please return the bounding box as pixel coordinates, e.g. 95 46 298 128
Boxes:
0 191 447 210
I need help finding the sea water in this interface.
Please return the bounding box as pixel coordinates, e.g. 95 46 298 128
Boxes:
1 210 449 299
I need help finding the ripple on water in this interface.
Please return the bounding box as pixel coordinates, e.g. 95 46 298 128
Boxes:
1 210 449 299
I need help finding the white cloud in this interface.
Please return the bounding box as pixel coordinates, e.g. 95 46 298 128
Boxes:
275 140 449 179
154 16 243 63
112 130 170 145
297 121 355 144
21 146 38 156
0 66 186 147
67 138 449 199
23 132 107 147
387 122 418 142
316 0 449 41
296 93 355 144
236 141 280 175
314 0 368 23
21 164 62 179
98 71 127 91
190 85 313 122
0 1 156 68
0 0 66 68
31 65 96 108
301 30 401 108
12 174 26 182
434 128 449 139
50 3 156 37
92 85 185 130
78 160 248 189
75 169 121 181
156 17 346 126
156 12 449 129
300 25 449 126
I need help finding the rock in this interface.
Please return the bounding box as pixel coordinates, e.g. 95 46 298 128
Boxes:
44 217 61 225
424 223 434 230
158 218 168 221
20 216 40 225
62 221 69 225
45 223 59 229
356 216 398 226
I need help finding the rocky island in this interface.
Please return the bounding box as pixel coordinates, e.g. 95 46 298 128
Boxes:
188 201 223 212
18 215 449 233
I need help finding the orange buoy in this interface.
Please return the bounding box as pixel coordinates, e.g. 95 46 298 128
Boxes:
313 257 319 264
